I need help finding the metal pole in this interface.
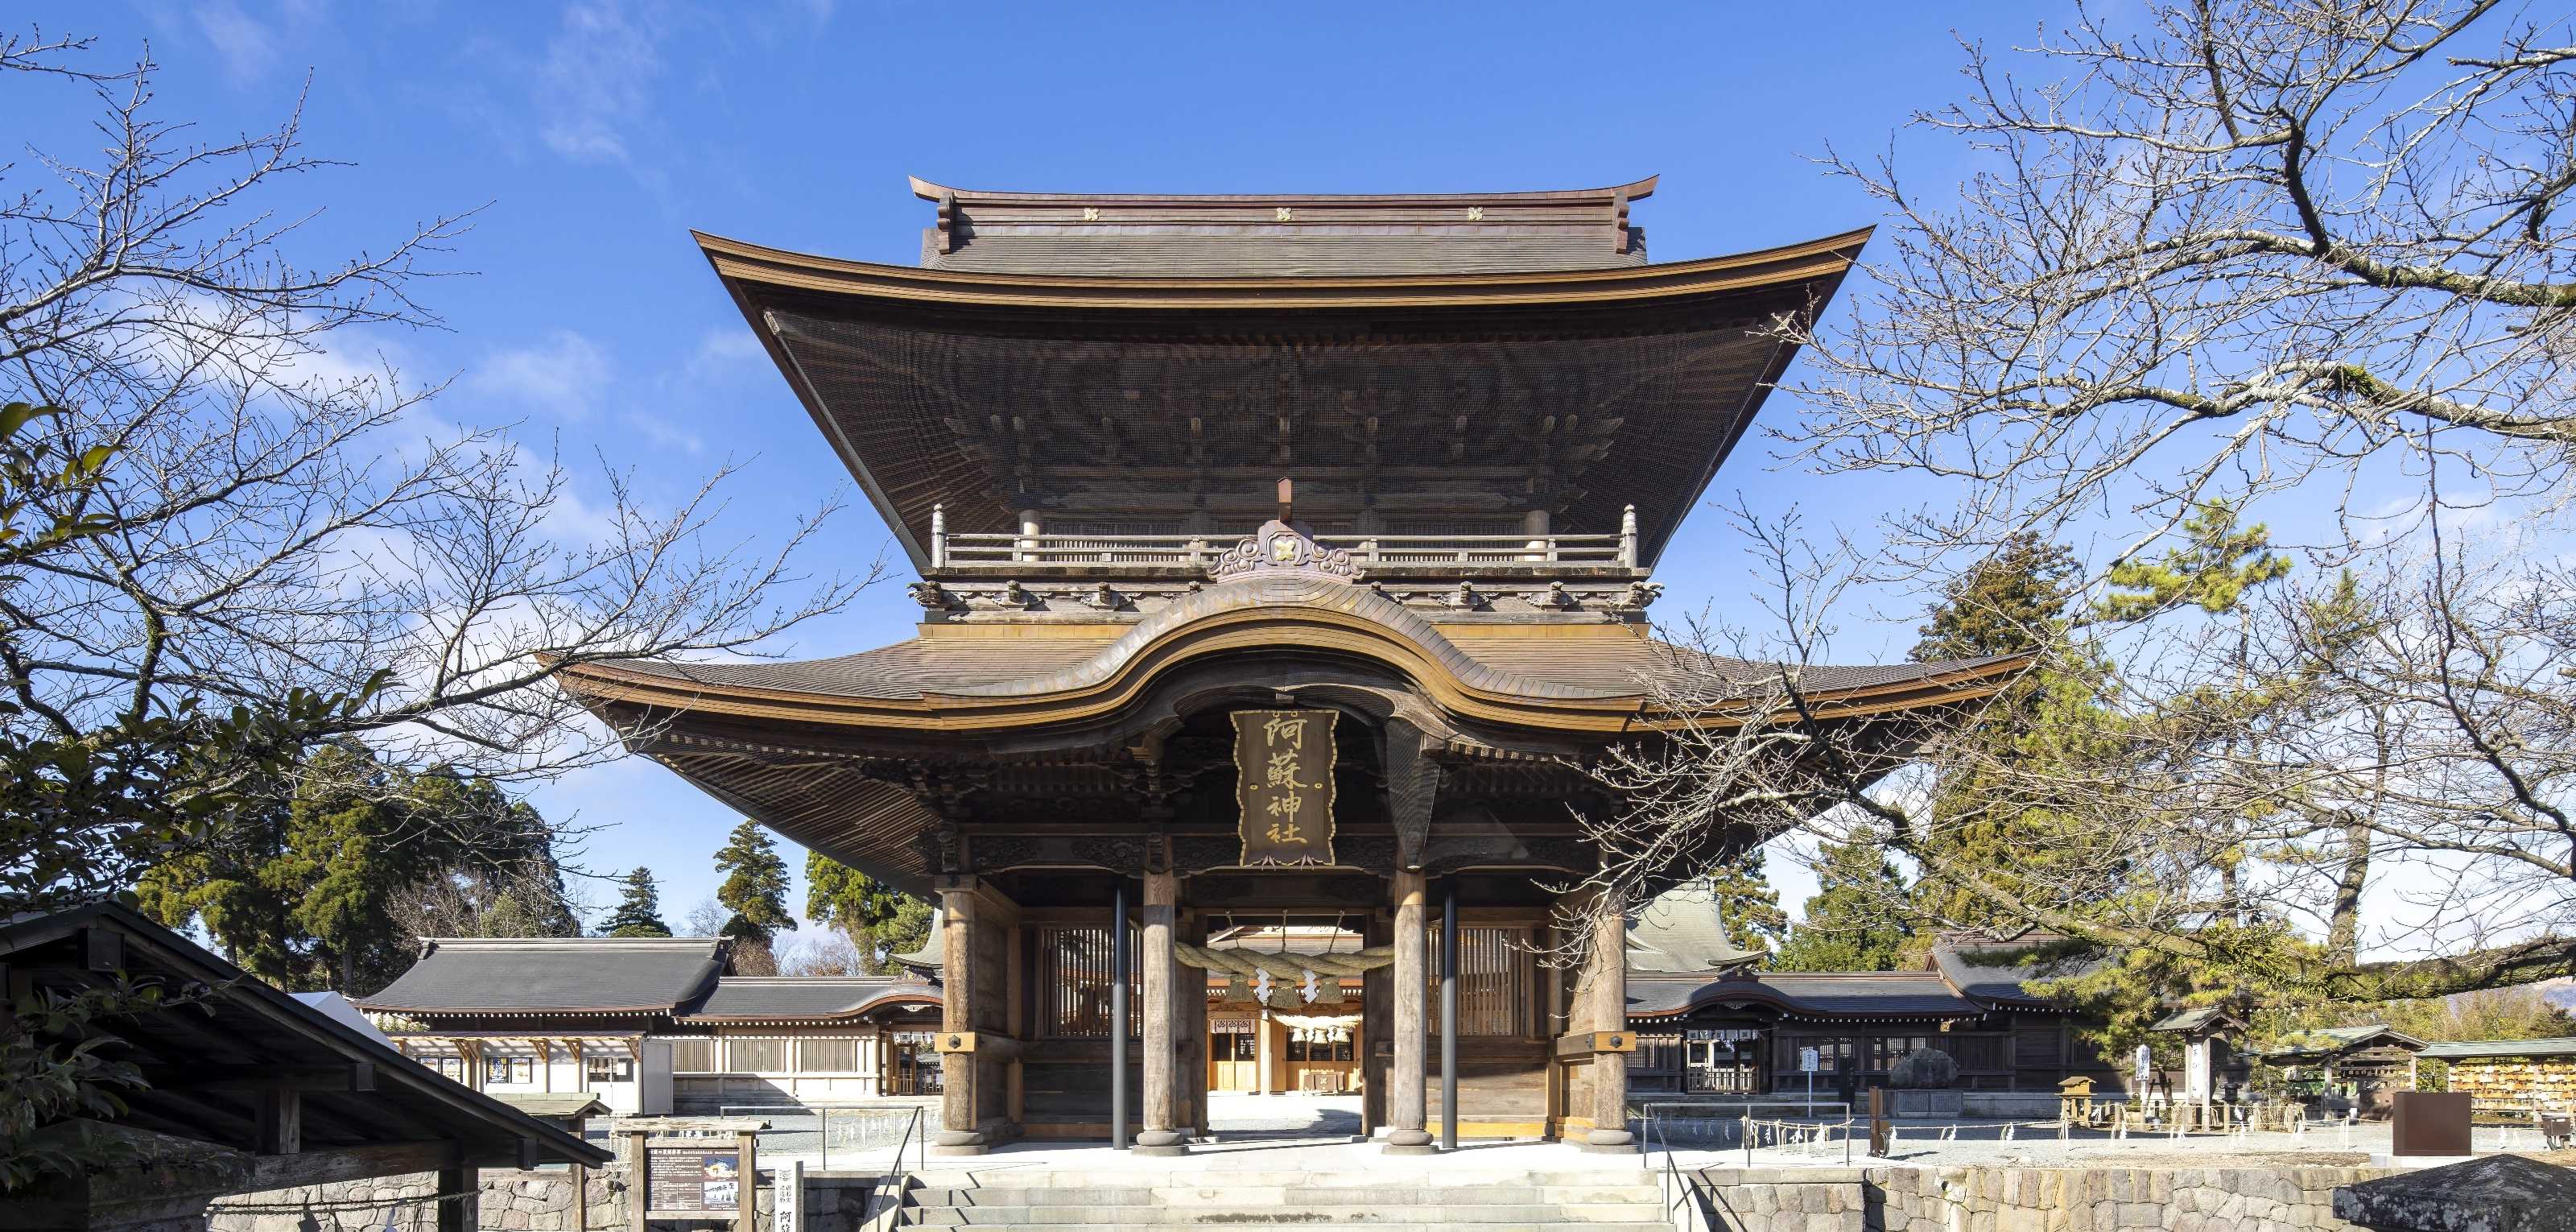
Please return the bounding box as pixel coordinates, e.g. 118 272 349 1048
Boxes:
1439 882 1459 1151
1113 879 1130 1151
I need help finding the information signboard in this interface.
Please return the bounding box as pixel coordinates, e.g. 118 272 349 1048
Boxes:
647 1149 741 1212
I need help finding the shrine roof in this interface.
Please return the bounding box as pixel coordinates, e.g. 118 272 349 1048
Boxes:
907 175 1661 276
1624 971 1983 1021
696 210 1864 573
1927 936 2105 1010
584 619 2017 708
357 937 727 1016
683 977 939 1023
2419 1036 2576 1060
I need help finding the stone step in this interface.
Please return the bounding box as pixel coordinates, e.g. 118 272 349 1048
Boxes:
906 1185 1663 1208
902 1202 1668 1225
902 1225 1676 1232
906 1170 1660 1189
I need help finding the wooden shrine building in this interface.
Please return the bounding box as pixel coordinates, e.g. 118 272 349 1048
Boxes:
557 176 2022 1156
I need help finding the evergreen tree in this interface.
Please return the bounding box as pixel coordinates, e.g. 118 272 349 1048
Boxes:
602 868 671 937
134 742 568 994
1772 839 1915 971
1699 846 1788 958
807 853 931 974
713 819 796 945
1911 531 2081 661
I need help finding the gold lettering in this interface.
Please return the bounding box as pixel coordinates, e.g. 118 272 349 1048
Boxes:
1263 714 1307 750
1265 792 1302 818
1265 819 1307 845
1265 751 1312 789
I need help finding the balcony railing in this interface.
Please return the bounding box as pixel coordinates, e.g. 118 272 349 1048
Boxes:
928 506 1642 573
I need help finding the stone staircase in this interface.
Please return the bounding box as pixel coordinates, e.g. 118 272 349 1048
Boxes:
886 1166 1676 1231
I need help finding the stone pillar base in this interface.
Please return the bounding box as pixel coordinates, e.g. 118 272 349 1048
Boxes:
1575 1140 1640 1155
1382 1142 1441 1156
927 1143 990 1156
1130 1143 1191 1156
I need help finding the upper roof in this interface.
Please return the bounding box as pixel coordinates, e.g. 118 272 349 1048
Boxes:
910 176 1660 276
696 191 1867 574
683 977 940 1023
0 903 609 1168
1626 883 1763 974
2149 1006 2240 1035
357 937 728 1016
2419 1036 2576 1060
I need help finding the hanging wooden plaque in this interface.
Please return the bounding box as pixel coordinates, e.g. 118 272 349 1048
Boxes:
1234 709 1335 866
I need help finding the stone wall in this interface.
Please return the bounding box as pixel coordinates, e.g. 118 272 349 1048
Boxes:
207 1165 890 1232
1692 1164 2393 1232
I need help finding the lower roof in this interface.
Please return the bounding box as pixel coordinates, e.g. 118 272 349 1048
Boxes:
0 904 609 1167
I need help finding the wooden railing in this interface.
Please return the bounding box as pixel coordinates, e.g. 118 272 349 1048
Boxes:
928 505 1641 571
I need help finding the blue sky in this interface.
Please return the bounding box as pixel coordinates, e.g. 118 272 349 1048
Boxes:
23 1 2072 938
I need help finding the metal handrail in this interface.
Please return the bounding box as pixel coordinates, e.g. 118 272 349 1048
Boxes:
1646 1111 1710 1232
858 1106 924 1226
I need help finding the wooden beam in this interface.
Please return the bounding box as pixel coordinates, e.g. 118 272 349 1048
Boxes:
250 1140 465 1189
141 1062 377 1091
1551 1031 1638 1059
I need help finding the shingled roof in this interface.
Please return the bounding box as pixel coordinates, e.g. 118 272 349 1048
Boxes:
357 937 727 1017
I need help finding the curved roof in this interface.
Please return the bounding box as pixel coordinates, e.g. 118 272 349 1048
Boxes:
1626 971 1982 1021
683 977 941 1023
560 577 2024 738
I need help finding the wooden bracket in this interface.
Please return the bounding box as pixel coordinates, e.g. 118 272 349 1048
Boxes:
1551 1031 1637 1059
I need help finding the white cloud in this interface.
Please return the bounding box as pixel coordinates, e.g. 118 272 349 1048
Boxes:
470 330 612 420
193 2 281 82
534 1 666 164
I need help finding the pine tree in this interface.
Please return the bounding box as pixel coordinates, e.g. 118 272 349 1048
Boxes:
1772 839 1916 972
602 868 671 937
807 853 930 974
713 819 796 945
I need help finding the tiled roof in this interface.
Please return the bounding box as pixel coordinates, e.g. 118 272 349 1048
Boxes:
1929 938 2099 1008
2257 1024 2425 1058
2420 1036 2576 1060
357 937 725 1015
1625 971 1980 1020
683 977 939 1021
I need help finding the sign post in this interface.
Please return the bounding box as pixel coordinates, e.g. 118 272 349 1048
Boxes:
1801 1047 1819 1117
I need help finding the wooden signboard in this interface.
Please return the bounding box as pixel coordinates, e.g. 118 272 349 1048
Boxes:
1235 709 1335 866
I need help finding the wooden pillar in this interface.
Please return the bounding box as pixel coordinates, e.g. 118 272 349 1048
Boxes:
735 1128 758 1232
624 1129 649 1232
1584 895 1634 1150
438 1164 475 1232
1257 1011 1276 1097
1133 869 1188 1154
1178 904 1208 1135
1385 870 1435 1153
935 885 978 1150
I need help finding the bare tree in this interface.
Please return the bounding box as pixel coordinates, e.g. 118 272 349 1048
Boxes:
1785 0 2576 562
1628 0 2576 1007
0 43 878 909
